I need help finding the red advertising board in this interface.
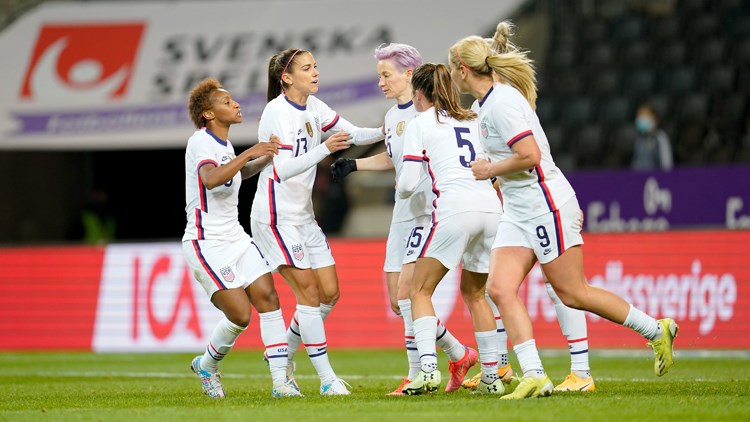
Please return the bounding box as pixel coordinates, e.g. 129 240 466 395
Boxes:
0 231 748 351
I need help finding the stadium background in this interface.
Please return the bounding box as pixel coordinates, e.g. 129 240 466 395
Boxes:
0 0 748 353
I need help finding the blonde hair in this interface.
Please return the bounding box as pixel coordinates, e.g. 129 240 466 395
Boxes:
187 78 222 129
449 20 537 108
412 63 476 122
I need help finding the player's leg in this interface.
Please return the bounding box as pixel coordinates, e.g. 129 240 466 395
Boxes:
487 246 553 400
461 269 503 395
245 271 302 397
542 246 677 377
402 257 447 395
544 197 676 377
462 291 514 389
544 279 595 392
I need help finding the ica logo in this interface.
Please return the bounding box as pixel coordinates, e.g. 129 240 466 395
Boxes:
20 23 145 101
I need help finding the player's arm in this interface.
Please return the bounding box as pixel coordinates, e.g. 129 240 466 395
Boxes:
330 151 394 183
199 142 280 189
395 122 424 198
325 115 385 146
240 135 282 179
471 103 540 180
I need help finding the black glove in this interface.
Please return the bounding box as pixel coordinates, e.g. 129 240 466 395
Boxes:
330 158 357 183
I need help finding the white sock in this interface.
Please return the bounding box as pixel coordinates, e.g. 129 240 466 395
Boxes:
297 304 337 384
514 339 545 378
486 292 509 366
546 283 590 374
259 309 288 387
286 312 302 365
320 302 334 320
623 304 661 340
475 330 499 384
201 317 245 373
436 318 464 362
398 299 420 380
413 316 439 373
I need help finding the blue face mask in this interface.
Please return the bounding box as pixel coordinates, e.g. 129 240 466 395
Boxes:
635 116 654 133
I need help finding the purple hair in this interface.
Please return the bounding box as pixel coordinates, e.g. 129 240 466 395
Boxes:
374 43 423 72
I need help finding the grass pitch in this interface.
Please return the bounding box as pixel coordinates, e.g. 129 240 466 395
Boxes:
1 349 749 421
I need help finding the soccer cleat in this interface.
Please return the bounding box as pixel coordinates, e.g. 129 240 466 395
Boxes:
386 378 411 396
445 347 478 392
285 360 301 393
500 375 553 400
554 373 596 392
320 378 352 396
272 380 305 398
647 318 679 376
402 370 441 395
474 378 506 395
190 356 225 399
462 364 514 390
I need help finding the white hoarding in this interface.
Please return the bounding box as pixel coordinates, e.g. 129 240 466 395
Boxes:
0 0 523 149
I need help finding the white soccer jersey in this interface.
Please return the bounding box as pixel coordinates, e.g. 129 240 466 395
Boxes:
473 83 575 221
384 101 432 223
251 95 338 225
183 128 245 241
252 94 384 225
397 107 501 222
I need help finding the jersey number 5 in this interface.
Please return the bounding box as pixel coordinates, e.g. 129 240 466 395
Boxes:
454 127 476 168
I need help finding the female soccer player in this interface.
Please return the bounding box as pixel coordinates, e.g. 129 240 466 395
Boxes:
182 78 300 398
330 43 478 396
449 22 678 400
394 63 504 396
462 29 596 393
250 48 385 396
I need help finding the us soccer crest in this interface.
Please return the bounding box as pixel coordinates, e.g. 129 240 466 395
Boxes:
396 121 405 136
291 243 304 261
480 120 489 138
219 266 235 282
306 122 314 138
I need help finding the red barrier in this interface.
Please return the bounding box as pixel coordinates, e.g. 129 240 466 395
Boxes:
0 231 748 351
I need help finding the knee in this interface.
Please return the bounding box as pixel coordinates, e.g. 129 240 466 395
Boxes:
554 286 583 310
226 308 251 327
486 283 508 305
321 289 340 306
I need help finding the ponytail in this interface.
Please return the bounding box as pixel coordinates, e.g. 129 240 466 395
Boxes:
412 63 476 122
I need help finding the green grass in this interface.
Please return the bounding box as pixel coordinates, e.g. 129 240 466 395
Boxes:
1 349 749 421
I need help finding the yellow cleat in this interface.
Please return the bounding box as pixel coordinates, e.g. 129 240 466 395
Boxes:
473 378 506 395
554 373 595 392
461 364 514 390
402 370 441 395
647 318 679 376
500 375 553 400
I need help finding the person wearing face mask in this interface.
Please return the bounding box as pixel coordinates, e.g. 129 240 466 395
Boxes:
631 103 673 171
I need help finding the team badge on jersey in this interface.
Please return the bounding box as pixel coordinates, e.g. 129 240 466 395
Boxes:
306 122 314 138
219 266 235 282
396 121 405 136
291 243 304 261
480 121 489 138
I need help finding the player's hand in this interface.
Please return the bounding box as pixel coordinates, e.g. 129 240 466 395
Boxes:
330 158 357 183
470 158 494 180
324 132 352 153
248 137 280 159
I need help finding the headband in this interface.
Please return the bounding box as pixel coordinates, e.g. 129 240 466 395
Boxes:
280 49 302 82
454 48 474 73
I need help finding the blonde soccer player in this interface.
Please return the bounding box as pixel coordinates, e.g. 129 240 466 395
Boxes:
394 63 504 396
462 27 597 393
330 43 478 396
449 22 678 400
182 78 300 398
250 48 385 396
